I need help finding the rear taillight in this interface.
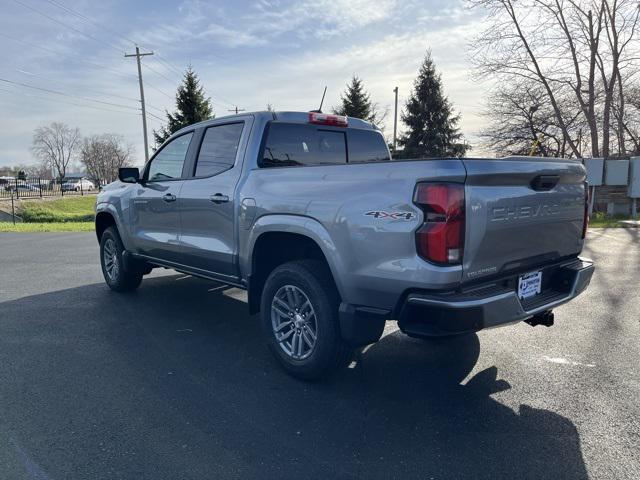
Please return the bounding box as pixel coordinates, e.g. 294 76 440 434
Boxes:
414 183 465 265
582 182 589 239
308 112 348 127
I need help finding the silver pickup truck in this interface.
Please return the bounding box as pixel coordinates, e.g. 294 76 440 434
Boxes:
95 111 594 379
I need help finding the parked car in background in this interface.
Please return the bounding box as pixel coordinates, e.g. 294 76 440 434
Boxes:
62 178 95 192
4 183 39 193
0 176 15 187
95 111 594 380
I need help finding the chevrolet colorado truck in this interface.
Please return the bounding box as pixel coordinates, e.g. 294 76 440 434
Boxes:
95 111 594 379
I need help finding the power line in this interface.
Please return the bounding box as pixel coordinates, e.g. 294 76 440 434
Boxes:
146 111 166 122
11 0 239 122
1 34 170 114
0 33 136 80
153 55 185 78
35 0 189 91
145 58 184 84
0 77 140 110
143 61 179 85
204 88 236 109
142 63 237 110
141 57 237 109
145 81 174 100
26 0 199 96
140 64 236 111
0 86 139 116
12 67 140 103
42 0 138 46
143 102 168 115
11 0 124 54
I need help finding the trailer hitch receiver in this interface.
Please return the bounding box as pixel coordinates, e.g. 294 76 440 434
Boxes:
525 310 555 327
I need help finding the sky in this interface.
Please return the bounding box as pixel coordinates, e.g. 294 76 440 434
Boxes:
0 0 492 169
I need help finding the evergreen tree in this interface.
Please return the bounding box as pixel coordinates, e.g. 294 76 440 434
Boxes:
333 76 385 125
154 67 213 146
399 52 469 158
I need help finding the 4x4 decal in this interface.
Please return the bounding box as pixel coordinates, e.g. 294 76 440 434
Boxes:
365 211 415 220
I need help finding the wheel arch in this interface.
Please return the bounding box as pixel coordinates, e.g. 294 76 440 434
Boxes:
245 216 346 315
95 210 117 242
95 203 133 251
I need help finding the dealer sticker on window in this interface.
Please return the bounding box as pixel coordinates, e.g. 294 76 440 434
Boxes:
518 271 542 299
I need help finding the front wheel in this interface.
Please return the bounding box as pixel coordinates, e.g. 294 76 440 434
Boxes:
260 260 353 380
100 226 143 292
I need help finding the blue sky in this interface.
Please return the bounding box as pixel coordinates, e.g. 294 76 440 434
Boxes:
0 0 490 168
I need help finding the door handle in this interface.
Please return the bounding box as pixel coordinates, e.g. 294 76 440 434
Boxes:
162 193 177 203
531 175 560 191
210 193 229 204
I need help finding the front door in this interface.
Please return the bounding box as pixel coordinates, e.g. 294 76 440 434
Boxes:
130 131 194 263
178 120 249 280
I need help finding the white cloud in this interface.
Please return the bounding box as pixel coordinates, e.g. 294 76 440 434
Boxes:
138 0 398 50
198 23 267 47
251 0 397 39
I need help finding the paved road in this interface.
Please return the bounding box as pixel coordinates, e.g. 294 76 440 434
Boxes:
0 230 638 479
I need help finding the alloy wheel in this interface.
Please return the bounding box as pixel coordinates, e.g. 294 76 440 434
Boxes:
271 285 318 360
103 238 119 282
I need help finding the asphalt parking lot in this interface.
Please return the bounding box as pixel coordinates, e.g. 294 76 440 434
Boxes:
0 230 638 479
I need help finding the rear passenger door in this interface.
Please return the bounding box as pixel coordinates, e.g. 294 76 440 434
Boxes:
178 118 252 280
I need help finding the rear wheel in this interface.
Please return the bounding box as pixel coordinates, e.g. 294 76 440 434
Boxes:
100 226 143 292
260 260 353 380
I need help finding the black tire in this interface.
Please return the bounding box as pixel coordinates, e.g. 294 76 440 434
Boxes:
260 260 353 381
99 226 143 292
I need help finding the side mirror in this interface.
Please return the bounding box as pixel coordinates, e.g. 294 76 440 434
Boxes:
118 167 140 184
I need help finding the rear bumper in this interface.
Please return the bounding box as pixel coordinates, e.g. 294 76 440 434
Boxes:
397 258 594 337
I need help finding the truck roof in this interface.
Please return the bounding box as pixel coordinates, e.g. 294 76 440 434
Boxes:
174 111 378 136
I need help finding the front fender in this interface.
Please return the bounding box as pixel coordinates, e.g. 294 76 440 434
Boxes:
95 201 133 251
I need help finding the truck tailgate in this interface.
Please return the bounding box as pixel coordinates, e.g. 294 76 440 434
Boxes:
461 157 586 283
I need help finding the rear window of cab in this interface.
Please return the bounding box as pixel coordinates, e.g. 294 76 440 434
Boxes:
259 122 390 168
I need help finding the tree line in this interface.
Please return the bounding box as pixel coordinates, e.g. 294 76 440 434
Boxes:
152 59 470 159
0 124 135 183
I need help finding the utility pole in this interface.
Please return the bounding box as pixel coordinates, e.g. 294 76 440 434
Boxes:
125 46 154 162
228 106 246 115
393 86 399 153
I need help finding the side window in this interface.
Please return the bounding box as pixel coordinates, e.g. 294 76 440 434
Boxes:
260 123 346 168
147 132 193 181
347 129 391 163
194 123 244 177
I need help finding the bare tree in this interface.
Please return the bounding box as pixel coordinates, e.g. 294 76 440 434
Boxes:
622 83 640 153
80 134 134 184
23 163 53 179
31 122 81 179
481 79 582 157
469 0 640 158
